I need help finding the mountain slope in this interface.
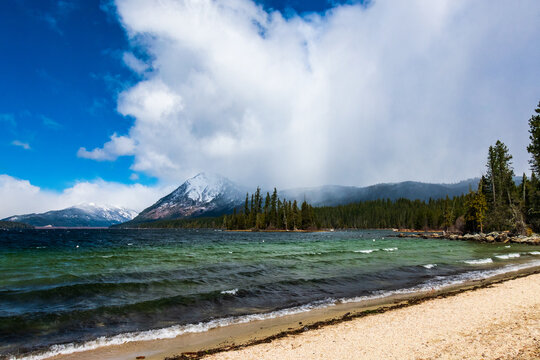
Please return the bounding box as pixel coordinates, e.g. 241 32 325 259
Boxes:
279 179 480 206
125 174 480 225
128 173 247 224
2 203 138 227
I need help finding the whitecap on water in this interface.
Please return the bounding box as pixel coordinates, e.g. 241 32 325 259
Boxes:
423 264 437 269
220 288 238 295
463 258 493 265
382 247 398 252
15 299 336 360
495 253 520 260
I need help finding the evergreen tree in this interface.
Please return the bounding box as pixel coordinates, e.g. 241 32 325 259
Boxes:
484 140 515 230
464 187 487 233
244 193 250 217
527 101 540 175
270 188 278 227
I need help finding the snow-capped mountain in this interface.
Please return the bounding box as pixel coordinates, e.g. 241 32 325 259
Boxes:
129 173 246 223
2 203 138 227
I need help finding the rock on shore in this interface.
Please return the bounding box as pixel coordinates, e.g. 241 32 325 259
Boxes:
396 231 540 245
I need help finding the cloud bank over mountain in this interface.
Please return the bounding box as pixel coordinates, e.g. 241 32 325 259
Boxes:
0 175 173 218
77 0 540 188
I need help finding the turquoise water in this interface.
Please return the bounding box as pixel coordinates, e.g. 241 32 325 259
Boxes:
1 229 539 359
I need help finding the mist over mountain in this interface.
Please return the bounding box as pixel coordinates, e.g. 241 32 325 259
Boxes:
2 203 138 227
280 179 480 207
123 174 481 224
2 174 483 227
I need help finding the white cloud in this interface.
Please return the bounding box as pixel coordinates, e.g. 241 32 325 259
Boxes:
0 174 174 218
123 52 149 73
11 140 31 150
77 133 136 161
87 0 540 188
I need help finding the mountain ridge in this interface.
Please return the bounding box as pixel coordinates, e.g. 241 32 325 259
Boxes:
127 173 248 224
2 203 138 227
123 174 481 226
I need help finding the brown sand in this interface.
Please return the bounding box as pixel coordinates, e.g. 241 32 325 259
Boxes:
206 273 540 360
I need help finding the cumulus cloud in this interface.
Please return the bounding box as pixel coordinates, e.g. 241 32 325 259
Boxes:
11 140 31 150
0 175 174 218
77 133 136 161
85 0 540 188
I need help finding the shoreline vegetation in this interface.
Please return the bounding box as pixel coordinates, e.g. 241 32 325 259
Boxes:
0 220 33 230
122 102 540 244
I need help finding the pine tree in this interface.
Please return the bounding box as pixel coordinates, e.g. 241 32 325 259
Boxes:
270 188 278 227
527 101 540 175
244 193 250 218
484 140 515 230
464 187 487 233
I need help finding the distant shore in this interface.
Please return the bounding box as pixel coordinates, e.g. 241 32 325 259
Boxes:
49 265 540 360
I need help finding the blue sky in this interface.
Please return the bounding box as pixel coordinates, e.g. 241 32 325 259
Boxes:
0 0 136 189
0 0 539 216
0 0 357 191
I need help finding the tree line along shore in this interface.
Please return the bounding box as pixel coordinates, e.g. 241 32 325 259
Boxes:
135 102 540 239
9 101 540 240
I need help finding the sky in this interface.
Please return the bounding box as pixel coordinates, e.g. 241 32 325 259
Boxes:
0 0 539 217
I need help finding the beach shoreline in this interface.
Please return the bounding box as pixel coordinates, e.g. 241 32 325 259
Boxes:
42 265 540 360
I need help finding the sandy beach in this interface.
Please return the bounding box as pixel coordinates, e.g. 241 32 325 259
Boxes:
45 269 540 360
203 272 540 360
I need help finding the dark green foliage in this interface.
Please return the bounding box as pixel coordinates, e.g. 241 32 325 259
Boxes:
527 101 540 175
134 102 540 234
0 220 34 230
484 140 516 231
313 197 466 230
223 188 316 230
464 181 487 233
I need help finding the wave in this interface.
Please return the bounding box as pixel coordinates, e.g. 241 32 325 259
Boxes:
11 300 335 360
423 264 437 269
11 259 540 360
341 259 540 304
382 248 398 252
495 253 520 260
463 258 493 265
530 251 540 256
220 288 238 295
354 249 377 254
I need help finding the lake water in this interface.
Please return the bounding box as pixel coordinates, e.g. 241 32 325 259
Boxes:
1 229 540 359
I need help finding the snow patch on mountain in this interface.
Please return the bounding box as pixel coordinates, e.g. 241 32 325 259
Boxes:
130 173 246 222
2 203 138 227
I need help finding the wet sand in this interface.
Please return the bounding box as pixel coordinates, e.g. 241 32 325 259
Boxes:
47 267 540 360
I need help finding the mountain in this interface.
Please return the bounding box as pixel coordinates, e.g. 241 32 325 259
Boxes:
2 203 138 227
123 173 480 225
128 173 247 224
279 179 480 206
